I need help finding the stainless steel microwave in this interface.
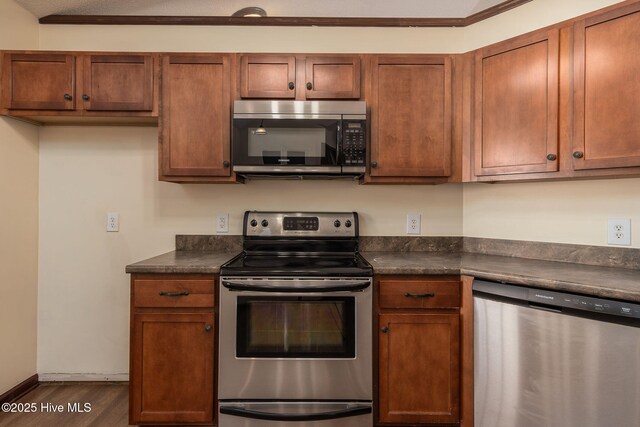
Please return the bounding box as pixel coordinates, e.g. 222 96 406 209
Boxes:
232 100 367 177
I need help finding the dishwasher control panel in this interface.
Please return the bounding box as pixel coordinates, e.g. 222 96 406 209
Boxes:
529 289 640 318
474 280 640 320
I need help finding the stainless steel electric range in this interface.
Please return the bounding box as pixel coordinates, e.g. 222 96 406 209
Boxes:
218 211 373 427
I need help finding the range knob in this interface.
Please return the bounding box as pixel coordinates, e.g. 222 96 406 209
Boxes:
250 219 258 227
334 220 341 228
345 219 352 228
261 219 269 227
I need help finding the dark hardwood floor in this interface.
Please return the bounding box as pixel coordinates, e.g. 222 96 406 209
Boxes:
0 383 130 426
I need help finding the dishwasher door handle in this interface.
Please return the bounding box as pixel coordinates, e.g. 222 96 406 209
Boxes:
528 303 563 313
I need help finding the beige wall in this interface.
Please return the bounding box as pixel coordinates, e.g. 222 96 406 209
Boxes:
463 179 640 248
36 127 462 377
464 0 621 50
0 0 39 393
28 0 636 377
37 0 621 53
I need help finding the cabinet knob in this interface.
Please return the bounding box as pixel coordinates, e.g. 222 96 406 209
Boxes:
82 94 90 101
223 160 230 168
306 82 313 90
288 82 295 90
546 153 557 161
572 151 584 159
381 326 389 333
64 93 72 101
204 324 212 332
371 161 378 169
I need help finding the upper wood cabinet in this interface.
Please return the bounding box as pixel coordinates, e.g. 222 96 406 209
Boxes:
159 54 234 181
368 55 452 180
572 3 640 171
82 54 153 111
304 56 361 99
1 51 158 122
239 54 361 100
2 53 75 110
473 29 560 176
240 55 296 99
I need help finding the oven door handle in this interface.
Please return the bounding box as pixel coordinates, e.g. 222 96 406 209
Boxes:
219 405 371 421
222 280 371 293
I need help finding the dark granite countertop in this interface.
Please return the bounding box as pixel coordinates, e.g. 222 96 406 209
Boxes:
125 251 238 274
125 243 640 302
362 252 640 303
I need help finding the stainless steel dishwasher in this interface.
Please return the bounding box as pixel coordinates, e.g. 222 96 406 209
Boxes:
473 279 640 427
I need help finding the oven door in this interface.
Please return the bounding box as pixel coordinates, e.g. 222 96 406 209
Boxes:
219 278 372 400
232 117 341 173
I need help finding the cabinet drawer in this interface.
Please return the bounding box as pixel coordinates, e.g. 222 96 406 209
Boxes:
133 278 214 308
379 277 460 309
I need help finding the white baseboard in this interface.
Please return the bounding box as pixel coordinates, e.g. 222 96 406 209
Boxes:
39 373 129 382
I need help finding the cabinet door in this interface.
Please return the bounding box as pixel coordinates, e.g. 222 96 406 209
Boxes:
240 55 296 99
130 312 215 424
304 56 360 99
378 313 460 425
370 56 452 177
82 54 153 111
2 53 75 110
573 4 640 170
160 54 231 177
474 29 559 176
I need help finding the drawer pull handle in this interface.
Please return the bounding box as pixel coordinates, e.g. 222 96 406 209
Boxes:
404 292 435 299
381 326 389 333
204 324 212 332
159 291 190 297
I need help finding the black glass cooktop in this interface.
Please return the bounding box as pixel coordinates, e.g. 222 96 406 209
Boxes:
220 253 373 277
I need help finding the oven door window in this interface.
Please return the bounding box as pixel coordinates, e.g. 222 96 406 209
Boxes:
236 296 356 358
232 119 339 166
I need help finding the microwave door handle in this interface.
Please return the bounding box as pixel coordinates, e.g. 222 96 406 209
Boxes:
220 405 371 422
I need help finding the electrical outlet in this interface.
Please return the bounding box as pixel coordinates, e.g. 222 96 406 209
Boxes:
406 213 421 235
607 218 631 245
216 213 229 233
107 213 119 232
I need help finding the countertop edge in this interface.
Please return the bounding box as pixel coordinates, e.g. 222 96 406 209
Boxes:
461 267 640 303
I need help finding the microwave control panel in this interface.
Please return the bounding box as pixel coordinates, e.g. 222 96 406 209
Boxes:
342 121 366 166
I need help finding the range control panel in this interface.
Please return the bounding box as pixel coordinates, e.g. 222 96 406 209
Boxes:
341 121 366 167
528 288 640 319
244 211 358 237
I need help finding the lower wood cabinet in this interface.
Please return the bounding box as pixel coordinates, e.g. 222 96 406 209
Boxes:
376 275 462 426
129 274 216 425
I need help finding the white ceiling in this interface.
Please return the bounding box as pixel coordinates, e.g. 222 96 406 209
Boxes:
15 0 509 19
